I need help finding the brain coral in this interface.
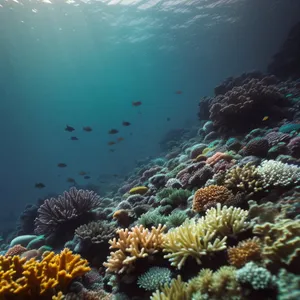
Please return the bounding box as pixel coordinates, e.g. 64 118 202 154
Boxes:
192 185 235 212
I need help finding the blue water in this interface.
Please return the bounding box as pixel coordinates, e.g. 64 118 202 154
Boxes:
0 0 299 227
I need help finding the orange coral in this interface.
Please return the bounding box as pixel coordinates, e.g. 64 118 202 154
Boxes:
206 152 232 166
5 244 27 257
192 185 234 212
113 209 131 227
0 248 90 299
103 224 166 274
227 237 261 267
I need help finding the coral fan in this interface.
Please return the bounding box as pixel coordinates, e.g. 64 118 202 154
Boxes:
103 224 166 274
192 185 235 212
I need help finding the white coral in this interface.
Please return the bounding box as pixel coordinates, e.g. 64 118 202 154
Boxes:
257 160 300 188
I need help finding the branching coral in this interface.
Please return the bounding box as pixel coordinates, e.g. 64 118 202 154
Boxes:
103 224 166 274
253 218 300 268
224 163 263 196
257 160 300 188
227 237 261 267
163 204 250 269
192 185 235 212
34 187 101 242
150 275 190 300
0 248 90 298
163 218 227 269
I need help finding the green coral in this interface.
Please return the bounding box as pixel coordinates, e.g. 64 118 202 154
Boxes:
277 269 300 300
137 208 168 228
236 262 276 290
137 267 172 291
166 210 188 228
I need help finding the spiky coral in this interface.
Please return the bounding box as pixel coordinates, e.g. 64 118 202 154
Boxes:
103 224 166 274
227 237 261 267
0 248 90 299
192 185 235 212
34 187 101 239
253 218 300 268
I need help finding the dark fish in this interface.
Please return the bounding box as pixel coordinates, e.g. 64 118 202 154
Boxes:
65 125 75 132
132 101 142 106
84 175 91 179
70 136 79 140
83 126 92 132
57 163 67 168
175 90 182 94
109 129 119 134
122 121 131 126
117 137 124 142
167 117 171 121
35 183 45 189
109 149 115 152
130 132 133 136
108 141 116 146
67 178 76 183
113 174 118 177
78 171 87 176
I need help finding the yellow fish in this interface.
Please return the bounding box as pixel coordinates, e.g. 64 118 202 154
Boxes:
262 116 269 121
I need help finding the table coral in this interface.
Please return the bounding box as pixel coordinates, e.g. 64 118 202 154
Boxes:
103 224 166 274
0 248 90 299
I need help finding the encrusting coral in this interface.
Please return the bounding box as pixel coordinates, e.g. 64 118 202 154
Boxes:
103 224 166 274
253 218 300 269
0 248 90 299
192 185 235 212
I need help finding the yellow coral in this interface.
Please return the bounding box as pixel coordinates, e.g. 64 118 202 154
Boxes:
163 204 250 269
163 218 227 269
151 275 190 300
104 224 166 274
0 248 90 299
129 186 148 195
52 291 65 300
228 237 261 268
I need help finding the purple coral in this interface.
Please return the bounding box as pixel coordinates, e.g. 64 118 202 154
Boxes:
34 187 101 244
265 131 291 146
287 136 300 158
207 77 290 132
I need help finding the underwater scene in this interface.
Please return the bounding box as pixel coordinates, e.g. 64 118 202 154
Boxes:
1 0 300 299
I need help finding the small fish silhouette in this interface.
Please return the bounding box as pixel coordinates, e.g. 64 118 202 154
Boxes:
122 121 131 126
108 141 116 146
84 175 91 179
109 129 119 134
78 171 87 176
70 136 79 140
83 126 92 132
109 149 115 153
67 178 76 183
262 116 269 121
117 137 124 142
175 90 182 94
65 125 75 132
167 117 171 121
35 183 45 189
132 101 142 106
57 163 67 168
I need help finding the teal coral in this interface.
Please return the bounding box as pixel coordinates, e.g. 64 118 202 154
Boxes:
277 269 300 300
279 123 300 133
137 267 172 291
236 262 275 290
